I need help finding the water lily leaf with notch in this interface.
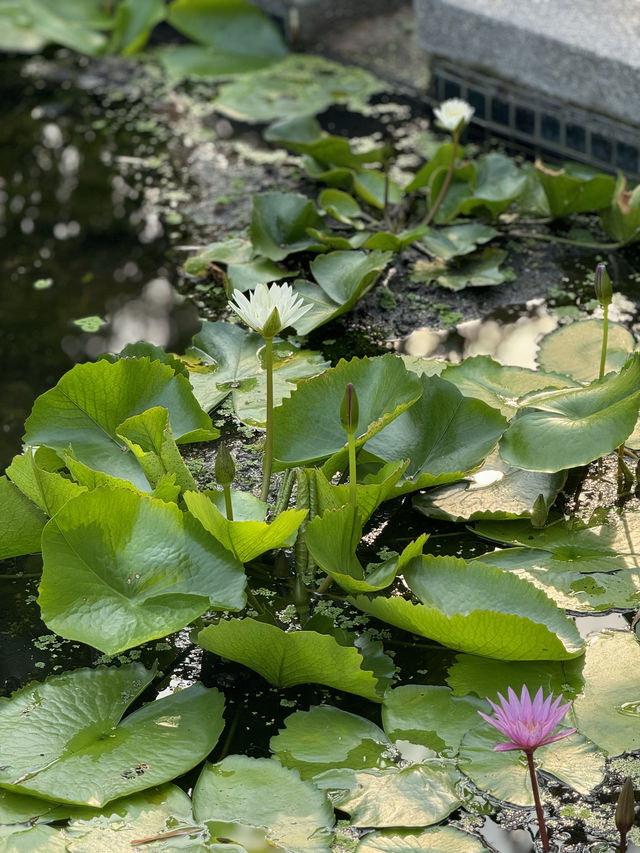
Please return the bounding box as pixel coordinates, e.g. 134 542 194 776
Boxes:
600 175 640 244
197 618 386 701
440 355 579 419
305 504 427 593
364 226 429 251
419 223 498 261
364 374 508 497
23 358 217 491
318 189 364 226
271 355 422 469
39 487 246 655
414 449 566 522
292 250 392 335
356 827 486 853
250 192 323 261
352 170 402 210
499 353 640 471
193 756 333 853
0 663 225 807
310 460 410 523
186 321 327 421
459 726 604 805
6 448 86 518
215 54 386 122
535 160 616 218
184 489 306 562
475 546 640 612
537 318 635 382
117 406 197 495
0 476 46 559
166 0 287 63
185 238 253 276
431 248 514 291
458 153 527 218
572 631 640 756
350 554 584 660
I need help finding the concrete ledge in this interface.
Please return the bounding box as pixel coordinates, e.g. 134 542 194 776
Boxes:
413 0 640 127
255 0 410 45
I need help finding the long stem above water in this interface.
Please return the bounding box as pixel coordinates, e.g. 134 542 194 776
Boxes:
347 430 357 510
599 303 609 379
423 129 459 227
525 750 550 851
261 336 274 503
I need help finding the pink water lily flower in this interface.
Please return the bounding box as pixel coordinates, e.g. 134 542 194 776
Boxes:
478 685 576 752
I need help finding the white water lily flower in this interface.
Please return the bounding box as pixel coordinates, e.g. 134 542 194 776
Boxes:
229 282 311 337
433 98 475 133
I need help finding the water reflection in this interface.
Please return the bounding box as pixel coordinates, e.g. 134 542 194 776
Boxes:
395 299 557 368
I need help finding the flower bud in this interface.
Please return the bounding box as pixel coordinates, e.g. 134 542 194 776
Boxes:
615 776 635 837
594 263 612 307
214 444 235 487
340 383 359 435
531 494 548 529
261 306 282 339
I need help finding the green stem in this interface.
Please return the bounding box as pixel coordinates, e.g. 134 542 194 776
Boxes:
315 574 333 595
599 303 609 379
273 468 296 516
261 336 274 503
222 483 234 520
525 750 550 851
509 230 628 250
423 129 459 227
347 430 357 510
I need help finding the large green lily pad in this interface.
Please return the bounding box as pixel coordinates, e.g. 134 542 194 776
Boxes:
250 192 323 261
0 664 225 807
39 486 246 654
0 475 47 559
356 828 486 853
537 319 635 382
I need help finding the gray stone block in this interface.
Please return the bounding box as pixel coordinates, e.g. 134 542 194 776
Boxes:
413 0 640 126
255 0 410 45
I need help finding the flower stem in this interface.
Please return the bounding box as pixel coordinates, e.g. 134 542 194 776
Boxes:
222 483 234 520
348 430 357 510
261 335 274 503
599 303 609 379
423 129 459 227
525 750 550 851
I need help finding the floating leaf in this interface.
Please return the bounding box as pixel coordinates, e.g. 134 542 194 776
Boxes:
193 756 333 853
364 226 428 252
186 322 327 422
535 160 615 218
352 170 402 210
419 223 498 261
0 472 47 558
0 664 225 807
292 250 392 334
537 319 635 382
250 192 323 261
356 827 486 853
446 653 585 700
440 355 578 419
185 238 253 276
227 258 289 293
73 315 106 333
215 54 385 122
430 248 513 291
458 153 527 217
350 555 584 661
39 487 246 655
319 189 364 225
572 632 640 756
415 449 566 522
23 358 217 491
266 118 387 169
197 618 387 701
600 175 640 244
271 355 422 469
101 341 191 378
499 353 640 472
184 489 306 562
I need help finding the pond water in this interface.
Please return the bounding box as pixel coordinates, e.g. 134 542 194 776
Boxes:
4 50 640 853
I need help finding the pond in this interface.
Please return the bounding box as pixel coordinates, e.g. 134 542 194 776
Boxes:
3 24 640 853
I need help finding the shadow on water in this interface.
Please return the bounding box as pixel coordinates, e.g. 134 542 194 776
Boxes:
0 56 200 472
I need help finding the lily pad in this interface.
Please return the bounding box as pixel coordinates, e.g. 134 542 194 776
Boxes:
440 355 578 419
271 355 422 469
227 258 290 292
446 652 585 700
600 175 640 244
0 475 47 559
535 160 615 218
499 353 640 472
310 461 410 524
414 449 566 522
0 664 225 806
356 827 486 853
250 192 323 261
318 188 364 225
39 486 246 654
364 227 429 252
537 319 635 382
350 555 584 660
431 248 514 292
193 756 333 853
184 489 306 562
458 153 527 218
292 250 392 335
419 223 498 261
197 618 387 701
352 170 402 210
185 238 253 276
186 321 327 421
23 358 217 491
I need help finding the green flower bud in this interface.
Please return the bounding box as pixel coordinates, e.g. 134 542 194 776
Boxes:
615 776 635 837
531 493 548 529
214 444 235 487
261 306 282 339
340 383 359 435
594 263 612 307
